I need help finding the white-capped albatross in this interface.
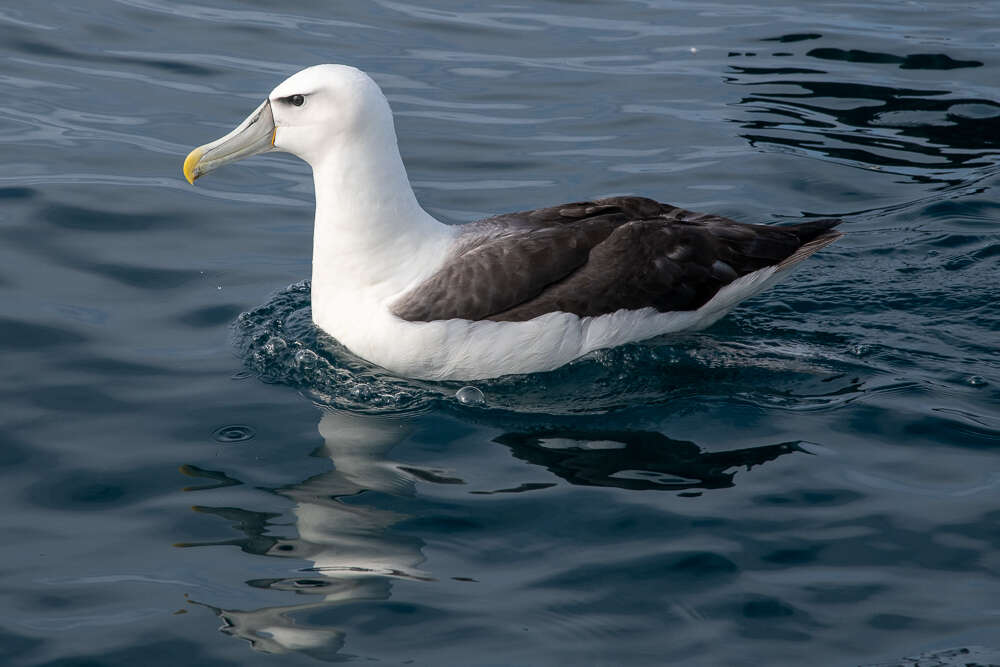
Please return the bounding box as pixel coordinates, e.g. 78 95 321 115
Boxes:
183 64 842 381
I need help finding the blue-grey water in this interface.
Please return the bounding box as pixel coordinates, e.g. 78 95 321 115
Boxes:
2 1 999 665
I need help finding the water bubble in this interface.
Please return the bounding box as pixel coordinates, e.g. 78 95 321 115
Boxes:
350 385 373 401
262 336 287 357
294 348 319 369
849 343 873 357
455 386 486 407
212 424 256 443
966 375 988 387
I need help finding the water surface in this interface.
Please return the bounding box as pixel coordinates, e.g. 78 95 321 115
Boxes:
1 1 999 665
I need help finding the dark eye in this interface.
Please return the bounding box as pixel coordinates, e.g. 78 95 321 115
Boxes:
289 94 304 107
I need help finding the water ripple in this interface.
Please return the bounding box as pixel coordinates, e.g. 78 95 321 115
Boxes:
4 1 999 664
110 0 378 32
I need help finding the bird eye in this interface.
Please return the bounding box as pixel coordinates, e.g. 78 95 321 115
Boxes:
289 94 304 107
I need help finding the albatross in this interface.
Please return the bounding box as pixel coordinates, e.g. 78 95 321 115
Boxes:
183 64 842 381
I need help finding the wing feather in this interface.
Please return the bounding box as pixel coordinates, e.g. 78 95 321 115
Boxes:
391 196 841 323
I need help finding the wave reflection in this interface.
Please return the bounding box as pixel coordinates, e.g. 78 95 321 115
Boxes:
727 35 1000 187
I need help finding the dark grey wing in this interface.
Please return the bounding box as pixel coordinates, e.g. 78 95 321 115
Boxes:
392 196 841 322
391 216 620 321
491 217 837 321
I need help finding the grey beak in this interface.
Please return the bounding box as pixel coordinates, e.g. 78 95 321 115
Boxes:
183 99 276 184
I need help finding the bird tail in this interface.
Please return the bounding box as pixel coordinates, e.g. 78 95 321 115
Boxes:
777 218 843 271
788 218 842 242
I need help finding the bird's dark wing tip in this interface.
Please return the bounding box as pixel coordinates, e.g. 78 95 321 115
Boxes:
785 217 843 244
777 229 843 270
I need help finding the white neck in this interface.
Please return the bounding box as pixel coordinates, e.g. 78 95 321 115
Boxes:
307 125 454 327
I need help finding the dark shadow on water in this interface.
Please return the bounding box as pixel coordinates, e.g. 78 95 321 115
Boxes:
806 48 982 70
762 33 823 44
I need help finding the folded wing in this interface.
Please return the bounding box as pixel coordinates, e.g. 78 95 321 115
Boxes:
392 196 841 323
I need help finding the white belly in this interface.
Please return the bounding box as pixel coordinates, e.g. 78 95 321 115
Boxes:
314 265 784 381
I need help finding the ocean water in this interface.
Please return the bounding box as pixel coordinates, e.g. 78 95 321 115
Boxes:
1 1 999 665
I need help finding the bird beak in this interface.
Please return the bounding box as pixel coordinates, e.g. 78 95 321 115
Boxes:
183 99 276 184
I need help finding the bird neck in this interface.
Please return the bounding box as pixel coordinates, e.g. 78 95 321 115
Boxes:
308 131 454 319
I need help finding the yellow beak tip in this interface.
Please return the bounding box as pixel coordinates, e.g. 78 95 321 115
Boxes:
183 147 203 185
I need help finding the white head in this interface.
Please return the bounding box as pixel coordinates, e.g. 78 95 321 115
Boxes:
269 65 395 167
183 64 396 182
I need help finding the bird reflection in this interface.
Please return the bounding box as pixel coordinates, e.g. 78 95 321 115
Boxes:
491 429 801 492
179 412 802 659
182 410 427 660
